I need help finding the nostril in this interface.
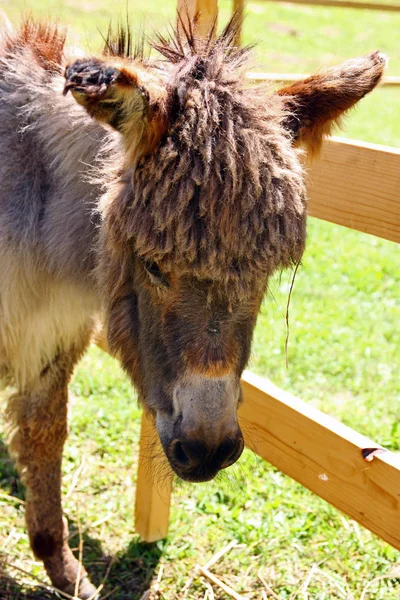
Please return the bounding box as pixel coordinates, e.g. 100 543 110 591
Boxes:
218 436 244 469
168 436 243 480
170 439 207 469
173 441 190 465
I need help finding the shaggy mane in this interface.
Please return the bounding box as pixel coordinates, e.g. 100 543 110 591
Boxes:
105 13 307 294
103 20 146 61
5 18 65 73
102 11 249 65
153 11 250 66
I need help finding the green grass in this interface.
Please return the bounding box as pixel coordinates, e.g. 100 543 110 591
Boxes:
1 1 400 599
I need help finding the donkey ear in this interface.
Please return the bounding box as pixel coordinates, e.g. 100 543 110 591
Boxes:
64 58 145 128
64 57 166 155
278 51 387 155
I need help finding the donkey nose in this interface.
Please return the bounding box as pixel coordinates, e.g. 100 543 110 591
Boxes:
170 435 244 480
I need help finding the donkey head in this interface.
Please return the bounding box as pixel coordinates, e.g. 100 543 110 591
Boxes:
65 16 385 481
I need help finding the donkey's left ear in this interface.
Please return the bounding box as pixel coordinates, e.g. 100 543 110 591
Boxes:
64 57 166 140
278 51 387 155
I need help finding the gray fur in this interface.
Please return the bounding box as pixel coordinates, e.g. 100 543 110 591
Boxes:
0 42 118 389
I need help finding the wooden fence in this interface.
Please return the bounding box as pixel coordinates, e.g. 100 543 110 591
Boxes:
132 136 400 547
253 0 400 11
233 0 400 69
105 0 400 550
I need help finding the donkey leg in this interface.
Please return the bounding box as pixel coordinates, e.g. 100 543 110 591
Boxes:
6 347 97 599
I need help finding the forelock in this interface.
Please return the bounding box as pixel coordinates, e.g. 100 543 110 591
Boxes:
105 15 307 294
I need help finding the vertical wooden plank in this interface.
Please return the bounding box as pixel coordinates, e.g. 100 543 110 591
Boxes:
135 411 173 542
177 0 219 39
232 0 244 45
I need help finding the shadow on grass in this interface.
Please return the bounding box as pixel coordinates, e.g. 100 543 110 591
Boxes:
0 435 164 600
1 539 164 600
0 435 25 500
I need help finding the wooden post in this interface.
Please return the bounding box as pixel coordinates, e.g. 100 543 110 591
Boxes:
232 0 244 45
177 0 219 39
135 411 173 542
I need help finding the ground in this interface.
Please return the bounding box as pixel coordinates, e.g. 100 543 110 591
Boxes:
0 0 399 598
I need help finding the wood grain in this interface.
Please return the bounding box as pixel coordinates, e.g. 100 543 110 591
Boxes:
177 0 218 38
134 411 172 542
232 0 244 45
306 137 400 244
239 371 400 550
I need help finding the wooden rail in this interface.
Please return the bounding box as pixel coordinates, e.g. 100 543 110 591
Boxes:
306 137 400 244
240 372 400 551
258 0 400 11
135 372 400 547
233 0 400 53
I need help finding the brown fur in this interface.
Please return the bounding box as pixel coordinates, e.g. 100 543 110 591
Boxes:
279 51 386 155
102 18 307 298
6 328 92 592
5 18 66 73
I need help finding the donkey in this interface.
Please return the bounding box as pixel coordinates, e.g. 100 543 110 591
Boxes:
0 14 385 598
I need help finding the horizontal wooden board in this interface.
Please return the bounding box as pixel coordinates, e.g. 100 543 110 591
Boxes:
239 371 400 550
258 0 400 11
247 72 400 86
305 137 400 244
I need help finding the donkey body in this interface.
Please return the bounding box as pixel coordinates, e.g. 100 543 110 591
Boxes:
0 17 385 597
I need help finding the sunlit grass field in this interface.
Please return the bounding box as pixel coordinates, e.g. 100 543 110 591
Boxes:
0 0 399 598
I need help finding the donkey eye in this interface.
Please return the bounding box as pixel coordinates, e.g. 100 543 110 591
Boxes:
143 260 169 288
